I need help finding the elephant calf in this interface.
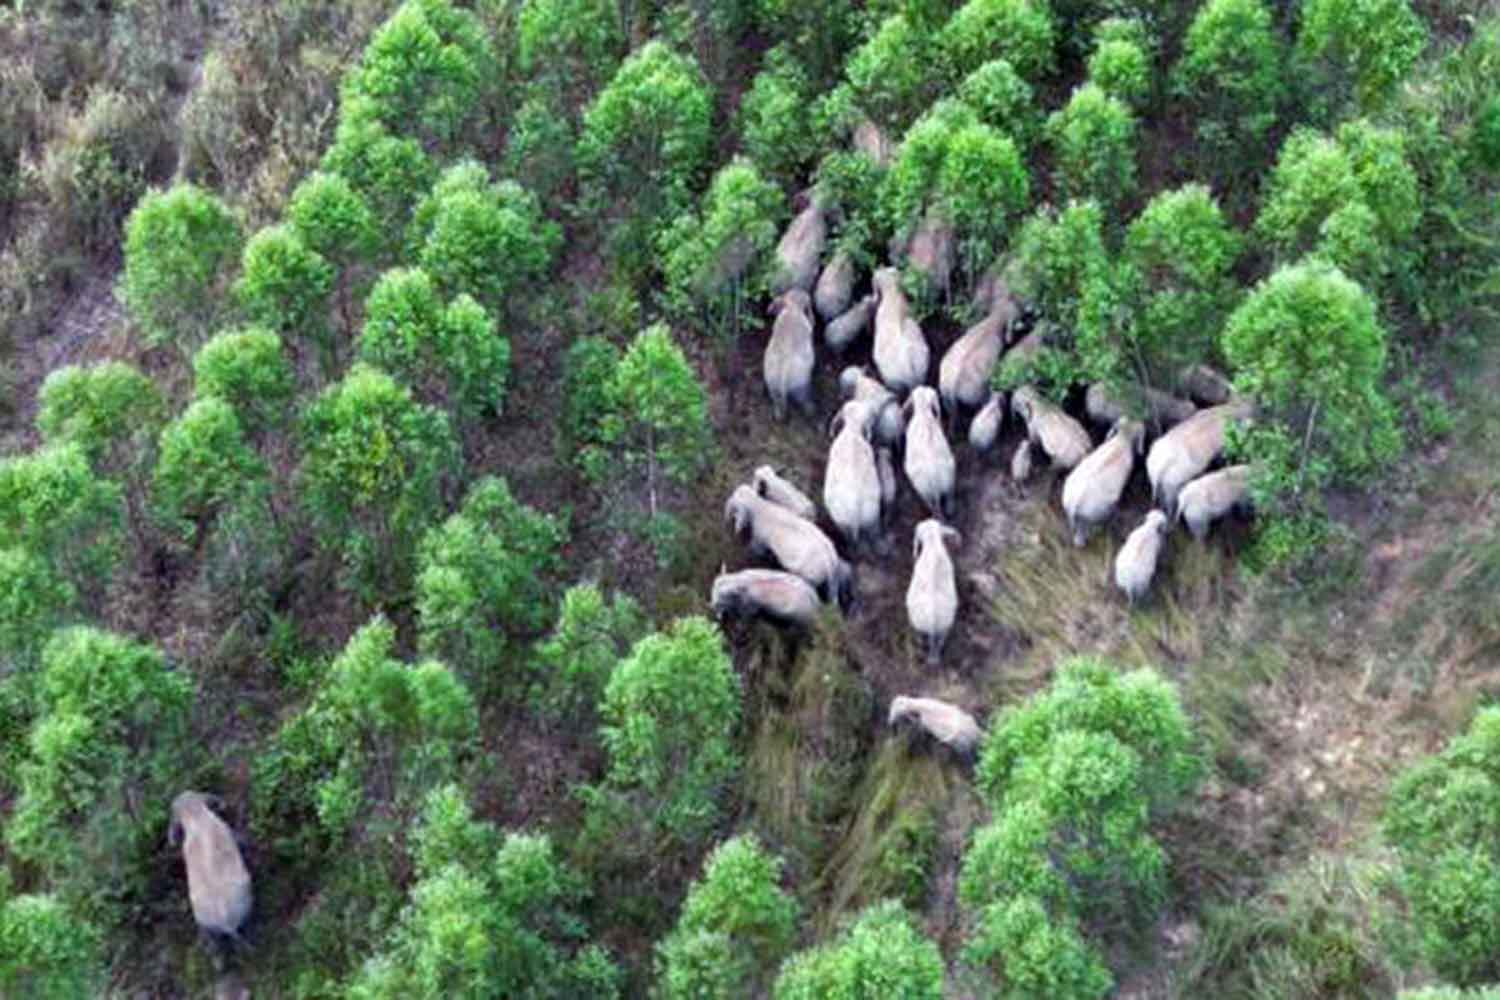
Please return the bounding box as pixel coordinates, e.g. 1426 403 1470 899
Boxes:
1176 464 1252 540
1012 385 1093 471
711 569 821 628
753 465 818 523
889 696 981 756
1146 399 1253 517
968 391 1005 454
1115 510 1169 605
763 288 816 421
903 387 956 520
169 792 252 943
1010 438 1034 484
872 266 929 394
825 293 877 355
726 485 852 608
907 519 960 667
839 365 904 446
1084 382 1197 430
1061 418 1145 546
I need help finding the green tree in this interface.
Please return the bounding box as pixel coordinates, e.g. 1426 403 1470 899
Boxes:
962 894 1112 1000
0 445 122 608
299 364 460 600
287 170 382 331
152 396 269 545
253 617 477 854
234 224 335 365
773 899 945 999
938 0 1056 84
1046 84 1137 214
584 616 741 849
1384 706 1500 986
754 0 861 87
118 183 242 348
191 327 295 435
0 892 103 1000
357 268 512 420
957 59 1039 151
5 628 192 926
1221 260 1401 565
416 476 567 692
516 0 624 111
1172 0 1284 185
321 115 436 260
660 158 785 343
738 50 818 189
530 583 648 727
338 0 499 156
1087 21 1151 109
348 784 619 1000
0 548 74 669
842 15 943 132
656 834 799 999
35 361 163 480
584 324 713 516
1296 0 1426 117
577 41 713 272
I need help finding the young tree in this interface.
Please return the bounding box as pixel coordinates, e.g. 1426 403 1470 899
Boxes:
118 183 242 348
191 327 295 436
584 616 741 849
0 445 122 608
4 628 192 927
656 834 799 999
1046 84 1137 214
659 158 785 343
755 0 861 88
938 0 1056 84
773 899 945 999
577 41 713 271
0 892 103 1000
35 361 163 480
1296 0 1427 118
357 268 512 420
515 0 624 112
415 476 567 692
1172 0 1284 185
152 396 269 545
287 170 380 269
234 224 335 365
1087 20 1152 110
529 583 648 727
320 115 436 260
962 894 1112 1000
738 50 818 190
957 59 1039 152
584 324 713 517
298 364 460 600
502 95 578 206
842 15 945 133
0 548 74 669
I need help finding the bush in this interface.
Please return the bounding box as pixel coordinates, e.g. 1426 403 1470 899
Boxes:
561 335 622 453
286 170 380 268
938 0 1056 84
530 583 648 728
35 361 163 479
583 616 742 849
415 476 567 692
1046 84 1137 213
738 50 818 189
321 115 436 259
1296 0 1427 117
963 895 1112 1000
843 15 943 132
298 364 460 600
655 834 800 999
773 899 944 999
516 0 624 111
1172 0 1284 182
1384 706 1500 985
234 224 335 351
118 183 242 348
0 548 74 668
502 95 578 205
1087 23 1151 109
956 59 1039 151
191 326 295 434
0 893 103 999
0 444 122 607
152 396 269 544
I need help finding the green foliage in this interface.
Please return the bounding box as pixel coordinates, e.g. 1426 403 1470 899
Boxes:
348 784 618 1000
655 834 799 999
298 364 460 600
191 326 295 434
1046 84 1137 213
1172 0 1284 182
577 41 714 271
516 0 624 110
287 170 381 268
738 50 818 189
253 617 477 853
0 445 122 605
0 893 103 999
773 899 945 999
118 183 242 348
956 59 1039 150
0 548 74 668
938 0 1056 84
1087 23 1151 109
357 268 512 419
339 0 499 156
321 115 437 259
561 335 623 453
1384 707 1500 985
5 628 191 925
530 583 648 726
963 895 1112 1000
1296 0 1427 116
234 224 335 349
583 324 714 514
584 616 741 848
415 476 567 692
813 149 888 267
754 0 862 87
660 157 785 342
843 15 943 132
35 361 163 478
152 396 268 543
409 161 561 309
502 95 578 205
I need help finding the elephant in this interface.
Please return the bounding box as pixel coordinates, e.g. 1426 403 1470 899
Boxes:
824 293 877 355
1010 438 1034 484
726 484 853 608
1084 382 1197 430
1115 510 1170 605
903 386 956 519
872 266 930 394
1146 399 1254 517
968 391 1005 454
839 365 905 446
824 400 884 551
169 792 252 943
906 519 960 667
814 249 856 322
940 288 1016 429
763 288 816 421
753 464 819 522
711 568 822 628
1176 464 1252 540
1011 385 1093 472
770 198 827 296
852 118 894 167
1177 363 1234 406
889 695 981 756
1061 418 1146 546
902 206 955 301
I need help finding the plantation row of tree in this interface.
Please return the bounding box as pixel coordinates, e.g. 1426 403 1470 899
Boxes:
0 0 1498 995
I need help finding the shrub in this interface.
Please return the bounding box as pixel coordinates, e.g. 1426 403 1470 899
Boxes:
152 396 269 544
0 548 74 668
0 893 103 999
0 444 122 607
234 224 335 354
843 15 944 132
1172 0 1284 182
286 170 380 268
773 899 944 999
1296 0 1427 116
321 115 436 259
502 95 577 205
1087 30 1151 109
415 476 567 692
530 583 648 726
118 183 242 348
739 51 818 189
938 0 1056 83
754 0 861 87
298 364 460 600
561 335 622 453
357 268 511 419
191 326 295 434
655 834 800 999
1046 84 1137 213
4 628 191 926
963 895 1112 1000
35 361 163 479
583 616 741 849
516 0 624 110
956 59 1039 151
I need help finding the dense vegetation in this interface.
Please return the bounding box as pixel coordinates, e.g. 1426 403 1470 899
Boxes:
1 0 1499 996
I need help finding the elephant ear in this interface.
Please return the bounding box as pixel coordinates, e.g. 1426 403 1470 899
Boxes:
828 410 846 441
168 817 184 848
912 531 925 561
942 526 962 549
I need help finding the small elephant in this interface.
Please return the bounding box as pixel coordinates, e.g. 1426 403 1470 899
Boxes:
169 792 252 944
